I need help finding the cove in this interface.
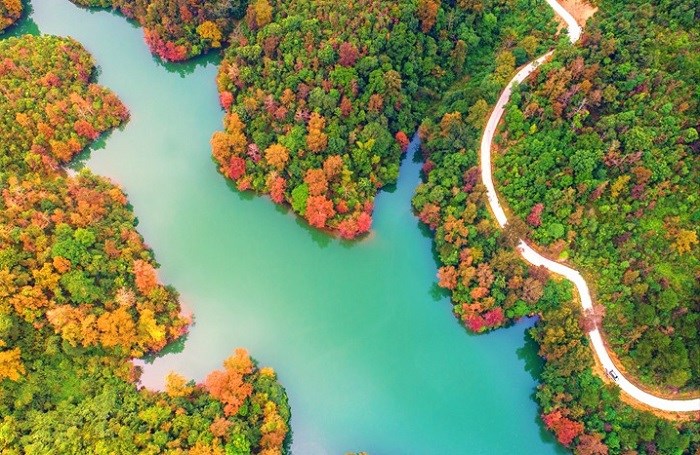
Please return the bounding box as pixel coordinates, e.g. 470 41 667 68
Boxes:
15 2 566 453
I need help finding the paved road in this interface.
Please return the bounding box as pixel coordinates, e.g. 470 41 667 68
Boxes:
479 0 700 413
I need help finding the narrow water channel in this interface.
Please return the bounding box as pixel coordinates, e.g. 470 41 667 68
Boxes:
12 2 566 453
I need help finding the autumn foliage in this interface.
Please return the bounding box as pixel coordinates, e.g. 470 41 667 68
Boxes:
70 0 242 61
542 409 584 446
0 36 128 175
0 35 290 453
205 348 255 416
0 0 22 32
212 0 507 238
494 0 700 393
306 195 336 228
0 345 25 381
395 131 410 152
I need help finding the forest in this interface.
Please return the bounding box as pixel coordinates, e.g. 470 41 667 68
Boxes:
1 0 698 453
494 0 699 392
0 34 289 453
412 0 699 453
210 0 554 237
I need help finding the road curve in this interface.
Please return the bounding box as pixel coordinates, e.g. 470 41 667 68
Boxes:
479 0 700 412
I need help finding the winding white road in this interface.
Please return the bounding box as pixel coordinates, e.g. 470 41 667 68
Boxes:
479 0 700 413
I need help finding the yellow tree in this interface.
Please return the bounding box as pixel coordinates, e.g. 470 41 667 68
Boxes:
260 401 288 453
265 143 289 171
96 307 137 349
0 343 25 381
306 112 328 153
196 21 223 48
252 0 273 28
226 113 248 155
674 229 697 254
165 372 193 397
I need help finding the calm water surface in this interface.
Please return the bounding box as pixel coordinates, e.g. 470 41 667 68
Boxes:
12 2 565 453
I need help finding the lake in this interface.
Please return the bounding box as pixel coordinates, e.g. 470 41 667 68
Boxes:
10 2 565 453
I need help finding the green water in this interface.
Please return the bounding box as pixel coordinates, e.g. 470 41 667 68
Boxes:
11 2 566 453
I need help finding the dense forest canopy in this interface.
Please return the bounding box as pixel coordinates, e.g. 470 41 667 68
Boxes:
495 0 699 391
0 0 698 453
211 0 557 237
412 0 699 453
0 34 289 454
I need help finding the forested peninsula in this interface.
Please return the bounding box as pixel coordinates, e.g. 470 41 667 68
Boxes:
209 0 555 237
0 34 289 453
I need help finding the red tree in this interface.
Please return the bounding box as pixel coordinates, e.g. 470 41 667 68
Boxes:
268 176 286 204
336 199 349 214
340 97 353 117
463 166 480 192
356 212 372 234
219 91 234 110
338 42 359 67
228 156 247 180
306 196 335 228
337 218 359 239
483 307 504 327
395 131 410 152
464 314 486 332
527 203 544 227
74 119 98 140
144 29 188 61
542 409 584 446
418 203 440 230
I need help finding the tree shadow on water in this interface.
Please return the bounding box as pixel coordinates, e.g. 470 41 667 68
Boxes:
222 176 256 202
294 217 332 249
218 171 333 249
155 50 221 78
429 281 450 303
63 0 142 32
141 333 189 364
63 0 221 78
66 127 123 172
514 320 568 452
378 180 398 195
4 2 40 37
516 320 545 382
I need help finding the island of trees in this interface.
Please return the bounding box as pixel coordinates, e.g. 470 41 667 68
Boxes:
0 34 289 454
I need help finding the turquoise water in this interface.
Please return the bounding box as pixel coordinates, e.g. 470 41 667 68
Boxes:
12 2 565 453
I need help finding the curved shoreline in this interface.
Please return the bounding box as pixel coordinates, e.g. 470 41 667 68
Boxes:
479 0 700 413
